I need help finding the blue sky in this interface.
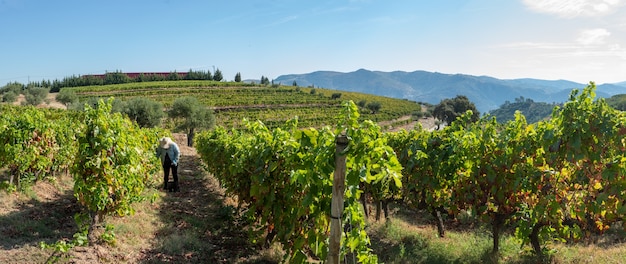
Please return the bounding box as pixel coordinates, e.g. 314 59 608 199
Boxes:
1 0 625 85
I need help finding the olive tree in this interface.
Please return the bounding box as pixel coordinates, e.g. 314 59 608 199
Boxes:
56 88 79 107
70 97 124 112
2 92 18 103
168 96 215 147
23 87 48 106
433 95 479 125
119 97 164 128
357 100 367 108
366 101 382 114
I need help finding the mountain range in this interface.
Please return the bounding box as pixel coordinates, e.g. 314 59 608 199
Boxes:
274 69 626 113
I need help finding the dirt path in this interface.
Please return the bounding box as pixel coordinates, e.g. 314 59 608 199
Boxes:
136 134 263 263
0 178 81 263
380 115 438 132
0 133 276 263
13 93 67 109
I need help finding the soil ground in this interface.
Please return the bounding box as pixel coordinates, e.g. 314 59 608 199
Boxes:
0 133 280 264
13 93 67 109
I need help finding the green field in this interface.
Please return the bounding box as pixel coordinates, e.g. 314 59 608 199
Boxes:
64 80 424 128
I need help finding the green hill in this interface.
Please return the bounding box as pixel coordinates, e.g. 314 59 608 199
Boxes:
487 97 559 123
63 80 424 129
606 94 626 111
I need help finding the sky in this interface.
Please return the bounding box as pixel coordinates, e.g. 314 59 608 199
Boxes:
1 0 626 85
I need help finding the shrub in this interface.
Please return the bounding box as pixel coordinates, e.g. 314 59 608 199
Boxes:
357 100 367 108
120 97 165 128
2 91 18 103
366 101 382 114
22 87 48 106
56 89 79 106
168 96 216 146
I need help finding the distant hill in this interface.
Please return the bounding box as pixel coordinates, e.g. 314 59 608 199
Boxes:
275 69 624 113
597 83 626 94
606 94 626 111
613 81 626 87
487 97 558 124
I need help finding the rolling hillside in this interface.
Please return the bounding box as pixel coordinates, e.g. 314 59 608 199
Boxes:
606 94 626 110
275 69 625 113
63 80 427 130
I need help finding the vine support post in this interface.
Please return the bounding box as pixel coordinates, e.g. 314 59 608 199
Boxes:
328 134 348 264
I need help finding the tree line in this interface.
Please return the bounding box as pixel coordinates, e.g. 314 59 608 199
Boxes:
488 96 560 124
1 69 292 96
1 69 232 93
48 69 227 92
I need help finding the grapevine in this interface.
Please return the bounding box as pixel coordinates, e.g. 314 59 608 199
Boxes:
196 100 402 263
72 99 162 242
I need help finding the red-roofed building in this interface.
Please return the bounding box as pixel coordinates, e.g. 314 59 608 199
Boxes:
82 72 188 79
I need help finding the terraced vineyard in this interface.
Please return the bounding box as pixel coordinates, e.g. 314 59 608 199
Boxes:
64 80 424 128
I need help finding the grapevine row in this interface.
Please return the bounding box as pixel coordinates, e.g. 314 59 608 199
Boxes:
196 83 626 261
386 83 626 257
0 101 166 245
195 101 403 263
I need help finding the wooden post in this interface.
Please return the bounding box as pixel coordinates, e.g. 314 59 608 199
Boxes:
328 135 348 264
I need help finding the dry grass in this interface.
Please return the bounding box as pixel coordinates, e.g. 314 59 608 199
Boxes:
548 243 626 263
0 173 79 263
366 205 626 264
12 93 67 109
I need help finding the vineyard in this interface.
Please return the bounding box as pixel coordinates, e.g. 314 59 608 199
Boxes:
63 80 425 129
193 83 626 262
1 81 626 263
